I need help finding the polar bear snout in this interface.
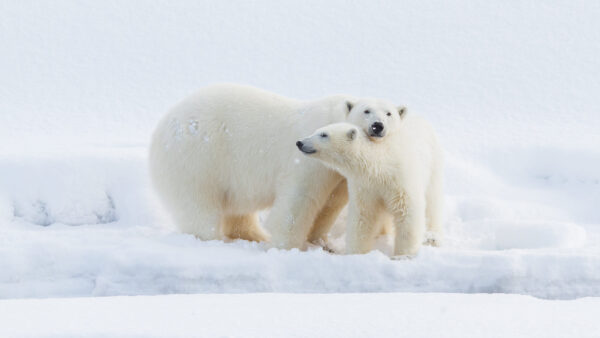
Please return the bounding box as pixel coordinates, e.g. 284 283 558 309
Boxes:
296 140 316 154
370 122 386 137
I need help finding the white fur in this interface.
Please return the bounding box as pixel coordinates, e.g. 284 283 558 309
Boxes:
149 84 376 248
345 98 405 140
298 116 444 257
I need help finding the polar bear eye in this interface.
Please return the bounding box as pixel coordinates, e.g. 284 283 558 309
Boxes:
386 112 392 116
320 132 328 138
364 110 370 115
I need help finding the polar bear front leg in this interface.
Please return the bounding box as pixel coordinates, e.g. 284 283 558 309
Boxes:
345 191 383 254
267 169 341 250
393 192 426 257
308 178 348 245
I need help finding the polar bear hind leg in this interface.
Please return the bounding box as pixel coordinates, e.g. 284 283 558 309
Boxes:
223 213 268 242
424 164 444 246
172 199 223 241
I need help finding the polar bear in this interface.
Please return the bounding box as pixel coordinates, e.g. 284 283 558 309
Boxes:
305 98 412 244
149 84 402 249
296 117 443 256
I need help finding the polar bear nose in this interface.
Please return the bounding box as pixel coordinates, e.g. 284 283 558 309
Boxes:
371 122 384 135
296 141 304 150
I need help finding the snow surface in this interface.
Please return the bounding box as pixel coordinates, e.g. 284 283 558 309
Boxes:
1 293 599 338
1 0 600 304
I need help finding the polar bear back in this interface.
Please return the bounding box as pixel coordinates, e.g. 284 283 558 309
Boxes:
389 115 443 190
149 83 350 215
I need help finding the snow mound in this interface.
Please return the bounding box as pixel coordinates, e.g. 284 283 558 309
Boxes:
1 221 599 300
12 194 116 226
0 149 157 228
0 150 598 300
486 220 585 250
447 219 586 250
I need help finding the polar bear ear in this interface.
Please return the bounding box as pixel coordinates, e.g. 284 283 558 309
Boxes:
398 106 407 118
347 128 357 141
346 101 354 114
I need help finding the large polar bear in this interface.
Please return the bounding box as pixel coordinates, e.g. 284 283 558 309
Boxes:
149 84 403 249
296 117 443 256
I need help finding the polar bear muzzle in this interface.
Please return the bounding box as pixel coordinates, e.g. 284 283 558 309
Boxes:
296 140 316 154
370 121 386 137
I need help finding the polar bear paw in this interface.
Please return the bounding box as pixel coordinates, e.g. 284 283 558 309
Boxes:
308 238 337 254
423 231 442 247
391 254 416 260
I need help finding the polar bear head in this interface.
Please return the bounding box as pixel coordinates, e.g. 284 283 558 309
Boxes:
296 122 364 173
345 98 406 141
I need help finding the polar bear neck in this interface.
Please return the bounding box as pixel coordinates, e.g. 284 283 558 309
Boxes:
332 135 402 184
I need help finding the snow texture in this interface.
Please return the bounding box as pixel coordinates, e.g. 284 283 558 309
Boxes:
1 1 600 302
1 293 599 338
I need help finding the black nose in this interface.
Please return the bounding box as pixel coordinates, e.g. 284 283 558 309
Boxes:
296 141 303 150
372 122 384 135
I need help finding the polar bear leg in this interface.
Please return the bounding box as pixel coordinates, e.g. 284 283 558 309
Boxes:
266 194 320 249
223 213 268 242
307 178 348 244
345 195 383 254
267 169 341 250
223 214 266 242
393 193 426 256
425 167 444 246
172 199 223 241
379 214 394 236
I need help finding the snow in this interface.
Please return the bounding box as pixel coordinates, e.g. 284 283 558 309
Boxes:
1 218 598 299
1 0 599 320
1 293 599 338
2 147 599 300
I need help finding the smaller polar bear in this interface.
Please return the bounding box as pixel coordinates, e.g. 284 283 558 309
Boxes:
296 115 443 256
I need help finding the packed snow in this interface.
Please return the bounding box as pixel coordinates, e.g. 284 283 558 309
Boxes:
1 0 600 308
2 293 599 338
1 150 599 300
